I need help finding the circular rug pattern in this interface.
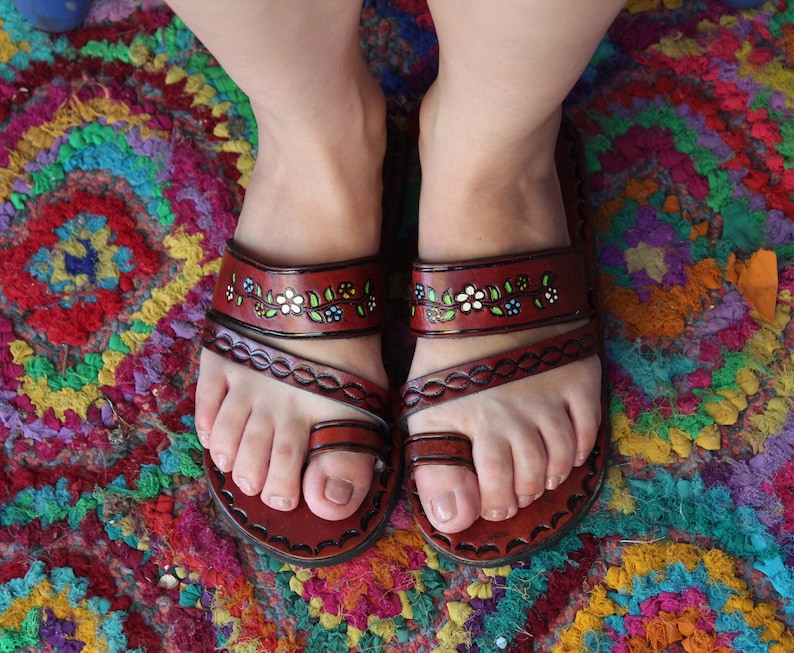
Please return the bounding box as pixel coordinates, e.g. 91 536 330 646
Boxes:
1 0 794 651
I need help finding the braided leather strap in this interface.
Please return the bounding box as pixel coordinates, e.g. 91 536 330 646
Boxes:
210 240 385 339
400 321 599 423
410 249 591 337
202 317 390 428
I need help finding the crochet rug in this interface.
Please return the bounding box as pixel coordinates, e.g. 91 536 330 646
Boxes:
2 0 794 651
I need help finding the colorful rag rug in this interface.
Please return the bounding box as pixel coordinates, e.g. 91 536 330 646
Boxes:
1 0 794 651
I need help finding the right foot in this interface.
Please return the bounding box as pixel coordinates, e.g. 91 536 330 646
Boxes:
196 72 390 522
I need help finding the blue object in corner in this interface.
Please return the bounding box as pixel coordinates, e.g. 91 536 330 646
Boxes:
12 0 93 32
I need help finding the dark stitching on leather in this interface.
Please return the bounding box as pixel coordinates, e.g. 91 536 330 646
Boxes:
202 323 388 419
401 331 598 412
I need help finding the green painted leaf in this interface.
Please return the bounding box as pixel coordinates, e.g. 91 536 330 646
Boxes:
490 287 500 301
442 291 454 306
308 291 320 308
542 273 550 286
442 310 456 321
324 286 335 302
427 287 437 303
364 280 371 294
490 307 504 316
308 310 324 322
357 306 366 318
266 291 273 304
265 309 278 318
534 299 543 309
256 285 262 297
504 280 513 294
236 296 243 307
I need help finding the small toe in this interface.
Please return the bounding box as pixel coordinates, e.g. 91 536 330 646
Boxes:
260 425 307 512
231 410 275 496
207 393 251 473
510 426 547 507
194 349 229 444
535 409 577 490
472 436 518 522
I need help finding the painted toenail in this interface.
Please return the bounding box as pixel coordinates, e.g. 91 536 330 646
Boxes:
216 455 232 473
430 491 458 524
546 475 565 491
485 508 509 521
324 477 354 505
197 430 210 447
269 496 295 511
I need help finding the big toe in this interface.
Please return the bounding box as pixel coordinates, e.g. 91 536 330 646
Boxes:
413 464 481 534
302 449 376 521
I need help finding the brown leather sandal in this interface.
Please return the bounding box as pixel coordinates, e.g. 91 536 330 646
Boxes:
398 120 607 567
201 241 401 566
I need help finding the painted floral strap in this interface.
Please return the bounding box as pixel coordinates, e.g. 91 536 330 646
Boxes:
209 240 384 338
410 248 592 337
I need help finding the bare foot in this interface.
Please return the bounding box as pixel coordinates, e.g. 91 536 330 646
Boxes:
196 76 390 522
406 98 602 535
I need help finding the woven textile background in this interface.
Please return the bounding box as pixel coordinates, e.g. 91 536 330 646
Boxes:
1 0 794 651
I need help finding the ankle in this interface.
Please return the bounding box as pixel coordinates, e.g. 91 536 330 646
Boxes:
417 92 568 262
235 87 387 266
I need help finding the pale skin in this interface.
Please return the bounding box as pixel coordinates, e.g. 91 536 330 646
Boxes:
167 0 625 533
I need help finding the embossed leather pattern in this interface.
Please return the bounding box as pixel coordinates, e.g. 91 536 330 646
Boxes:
400 321 599 422
398 119 609 566
210 240 385 339
204 424 402 566
410 248 591 336
202 318 391 428
201 245 399 566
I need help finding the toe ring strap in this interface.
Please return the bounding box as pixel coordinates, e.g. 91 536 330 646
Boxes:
404 433 475 474
308 421 392 470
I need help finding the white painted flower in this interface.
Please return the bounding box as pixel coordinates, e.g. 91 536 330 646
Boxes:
225 284 234 302
545 287 559 304
455 284 486 313
275 288 305 315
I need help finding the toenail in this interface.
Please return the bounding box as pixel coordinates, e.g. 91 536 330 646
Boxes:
324 477 355 505
518 495 536 508
197 430 210 447
236 477 255 495
546 475 566 491
576 450 592 465
485 508 509 521
216 455 232 473
269 496 295 511
430 491 458 524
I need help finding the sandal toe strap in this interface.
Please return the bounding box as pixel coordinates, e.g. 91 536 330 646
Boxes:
308 420 392 469
404 433 475 474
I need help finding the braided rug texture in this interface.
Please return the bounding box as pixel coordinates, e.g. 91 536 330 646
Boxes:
1 0 794 650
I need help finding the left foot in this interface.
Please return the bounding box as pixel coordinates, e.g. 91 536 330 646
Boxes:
406 98 602 535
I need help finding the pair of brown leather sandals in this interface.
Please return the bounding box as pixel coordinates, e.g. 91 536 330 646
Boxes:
200 120 607 568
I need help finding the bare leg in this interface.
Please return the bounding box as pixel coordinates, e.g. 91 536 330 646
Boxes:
409 0 624 533
167 0 389 520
